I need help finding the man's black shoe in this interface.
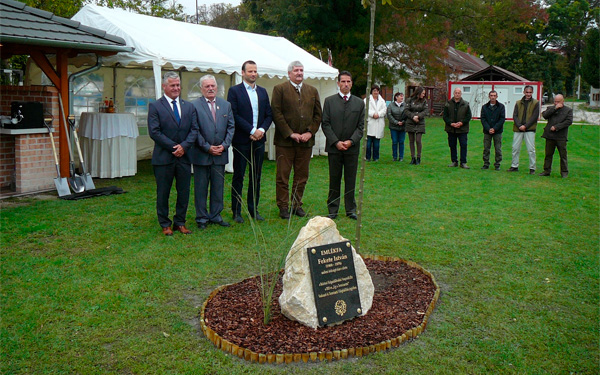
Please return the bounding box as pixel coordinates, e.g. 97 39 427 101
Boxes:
233 214 244 223
212 220 231 227
327 213 338 219
251 212 265 221
197 222 208 230
347 213 358 220
507 167 519 172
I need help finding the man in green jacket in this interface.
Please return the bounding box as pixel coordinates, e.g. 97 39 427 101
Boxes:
508 86 539 174
443 88 472 169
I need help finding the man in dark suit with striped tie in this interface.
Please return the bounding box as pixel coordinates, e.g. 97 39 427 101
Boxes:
147 71 199 236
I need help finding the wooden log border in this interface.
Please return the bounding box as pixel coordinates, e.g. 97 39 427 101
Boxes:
200 254 440 364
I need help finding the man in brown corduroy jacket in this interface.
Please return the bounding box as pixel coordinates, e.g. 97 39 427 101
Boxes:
271 61 322 219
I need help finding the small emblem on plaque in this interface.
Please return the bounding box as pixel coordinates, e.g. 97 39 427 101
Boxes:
323 317 328 323
311 248 316 254
335 300 347 316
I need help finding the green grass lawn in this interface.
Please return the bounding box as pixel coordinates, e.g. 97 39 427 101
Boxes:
1 118 598 374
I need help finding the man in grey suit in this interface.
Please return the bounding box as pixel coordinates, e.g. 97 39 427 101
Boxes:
190 75 235 229
321 71 364 220
148 71 199 236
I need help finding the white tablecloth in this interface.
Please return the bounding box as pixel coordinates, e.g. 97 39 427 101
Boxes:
79 112 139 178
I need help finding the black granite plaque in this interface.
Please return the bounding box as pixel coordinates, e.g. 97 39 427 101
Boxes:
307 241 362 327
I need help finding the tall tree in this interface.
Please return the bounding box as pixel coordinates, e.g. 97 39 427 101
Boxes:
23 0 185 19
581 27 600 89
23 0 84 17
541 0 597 95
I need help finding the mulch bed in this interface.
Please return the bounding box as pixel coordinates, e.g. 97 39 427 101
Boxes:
201 256 438 359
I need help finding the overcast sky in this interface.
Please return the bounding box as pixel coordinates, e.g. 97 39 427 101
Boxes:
178 0 241 14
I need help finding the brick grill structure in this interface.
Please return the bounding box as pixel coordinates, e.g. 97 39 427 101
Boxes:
0 85 60 195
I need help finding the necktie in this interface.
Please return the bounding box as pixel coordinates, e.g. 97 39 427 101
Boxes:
343 95 348 101
172 100 180 124
210 101 216 122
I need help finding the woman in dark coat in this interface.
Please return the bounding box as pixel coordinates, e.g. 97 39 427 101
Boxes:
404 86 428 165
386 92 407 161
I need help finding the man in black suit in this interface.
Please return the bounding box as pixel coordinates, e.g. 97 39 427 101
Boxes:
227 60 273 223
190 75 235 229
148 71 199 236
321 71 364 220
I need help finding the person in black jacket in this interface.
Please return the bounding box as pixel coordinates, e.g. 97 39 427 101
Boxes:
539 94 573 178
443 88 472 169
480 90 505 170
321 71 364 220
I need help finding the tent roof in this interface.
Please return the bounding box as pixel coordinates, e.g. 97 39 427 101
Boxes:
71 5 338 80
0 0 131 55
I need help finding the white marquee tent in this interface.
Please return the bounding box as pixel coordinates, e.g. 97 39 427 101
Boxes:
61 5 339 173
72 5 339 100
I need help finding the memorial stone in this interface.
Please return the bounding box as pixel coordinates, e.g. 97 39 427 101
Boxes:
279 216 374 329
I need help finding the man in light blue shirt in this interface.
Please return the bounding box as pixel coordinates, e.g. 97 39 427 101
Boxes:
227 60 273 223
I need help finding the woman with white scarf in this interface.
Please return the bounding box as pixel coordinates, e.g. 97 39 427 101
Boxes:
364 85 387 161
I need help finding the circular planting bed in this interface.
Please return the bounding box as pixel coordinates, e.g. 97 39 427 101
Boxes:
200 255 439 364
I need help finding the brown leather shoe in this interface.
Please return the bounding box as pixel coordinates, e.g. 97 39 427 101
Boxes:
162 227 173 236
279 207 290 219
173 225 192 235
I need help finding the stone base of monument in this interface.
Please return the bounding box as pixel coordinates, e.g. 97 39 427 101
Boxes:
200 254 440 364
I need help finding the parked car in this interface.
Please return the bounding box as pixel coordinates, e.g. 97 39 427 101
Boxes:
542 92 556 104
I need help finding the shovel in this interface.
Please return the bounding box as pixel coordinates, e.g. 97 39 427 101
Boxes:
68 115 95 190
44 117 71 197
57 93 85 193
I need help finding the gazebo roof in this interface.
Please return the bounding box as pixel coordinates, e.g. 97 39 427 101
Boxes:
0 0 132 56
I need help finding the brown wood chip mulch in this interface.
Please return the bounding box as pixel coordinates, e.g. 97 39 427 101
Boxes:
201 257 438 358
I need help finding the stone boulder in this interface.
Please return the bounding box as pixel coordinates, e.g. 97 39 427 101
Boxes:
278 216 374 329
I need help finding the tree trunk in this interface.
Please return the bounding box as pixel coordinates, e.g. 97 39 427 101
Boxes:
355 0 376 253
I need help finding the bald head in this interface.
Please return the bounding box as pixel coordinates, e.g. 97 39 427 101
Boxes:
553 94 565 109
453 88 462 102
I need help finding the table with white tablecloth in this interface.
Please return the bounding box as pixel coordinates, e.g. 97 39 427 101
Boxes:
79 112 139 178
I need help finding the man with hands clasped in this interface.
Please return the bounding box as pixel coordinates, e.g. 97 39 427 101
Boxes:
321 71 364 220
